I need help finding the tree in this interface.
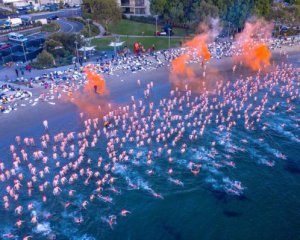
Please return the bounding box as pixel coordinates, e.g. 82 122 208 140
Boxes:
59 0 64 9
270 3 300 23
150 0 167 15
35 51 55 68
148 0 276 31
285 0 300 5
167 1 185 22
49 33 83 53
44 39 65 58
253 0 270 17
82 0 121 33
191 0 219 27
213 0 252 30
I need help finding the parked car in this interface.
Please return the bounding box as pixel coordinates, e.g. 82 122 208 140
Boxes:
0 42 12 50
154 31 167 36
8 33 28 43
47 15 59 21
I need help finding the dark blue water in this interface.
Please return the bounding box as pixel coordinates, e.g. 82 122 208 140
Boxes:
0 65 300 240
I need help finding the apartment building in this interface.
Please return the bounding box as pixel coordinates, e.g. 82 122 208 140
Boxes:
117 0 150 16
1 0 27 7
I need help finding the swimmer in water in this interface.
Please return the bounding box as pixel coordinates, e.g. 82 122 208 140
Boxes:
2 233 15 239
74 217 84 224
152 192 164 199
120 209 131 216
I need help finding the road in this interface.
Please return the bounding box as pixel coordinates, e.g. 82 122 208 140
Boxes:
20 8 81 21
57 18 84 33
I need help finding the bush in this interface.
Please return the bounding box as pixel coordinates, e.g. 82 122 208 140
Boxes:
33 50 54 69
41 22 60 32
80 23 100 37
56 52 73 66
33 21 43 27
48 32 83 53
44 39 66 58
129 15 158 25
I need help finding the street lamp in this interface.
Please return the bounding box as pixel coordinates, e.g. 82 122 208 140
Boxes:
74 40 79 64
22 42 27 62
114 35 119 56
154 15 158 35
87 18 92 46
80 35 86 61
168 28 171 49
227 22 232 37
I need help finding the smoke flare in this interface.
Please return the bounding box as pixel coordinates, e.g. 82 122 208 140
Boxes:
235 19 273 71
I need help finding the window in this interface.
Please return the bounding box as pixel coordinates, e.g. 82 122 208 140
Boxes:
121 0 130 6
135 8 145 14
135 0 144 7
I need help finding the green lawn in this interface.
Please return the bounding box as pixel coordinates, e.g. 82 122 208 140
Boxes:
108 19 187 36
91 37 186 51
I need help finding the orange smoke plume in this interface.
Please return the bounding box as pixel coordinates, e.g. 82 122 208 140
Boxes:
184 34 211 61
235 19 273 71
84 66 107 95
170 23 216 90
171 54 195 78
66 93 112 117
60 64 110 117
241 42 271 71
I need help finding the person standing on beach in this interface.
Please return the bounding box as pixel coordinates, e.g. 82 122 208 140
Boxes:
43 120 48 130
26 64 32 72
152 44 155 55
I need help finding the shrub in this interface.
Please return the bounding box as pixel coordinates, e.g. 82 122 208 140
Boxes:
41 22 60 32
49 33 83 53
80 23 100 37
44 39 66 58
33 50 55 69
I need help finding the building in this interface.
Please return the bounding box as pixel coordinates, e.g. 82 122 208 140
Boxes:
1 0 27 7
117 0 150 16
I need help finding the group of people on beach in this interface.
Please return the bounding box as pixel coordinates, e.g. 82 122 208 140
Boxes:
0 35 299 117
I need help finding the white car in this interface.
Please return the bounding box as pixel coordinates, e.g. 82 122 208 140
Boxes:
8 33 27 43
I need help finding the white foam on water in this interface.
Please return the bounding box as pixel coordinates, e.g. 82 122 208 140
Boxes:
136 177 152 193
72 234 96 240
33 222 52 236
269 123 300 143
250 137 286 160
